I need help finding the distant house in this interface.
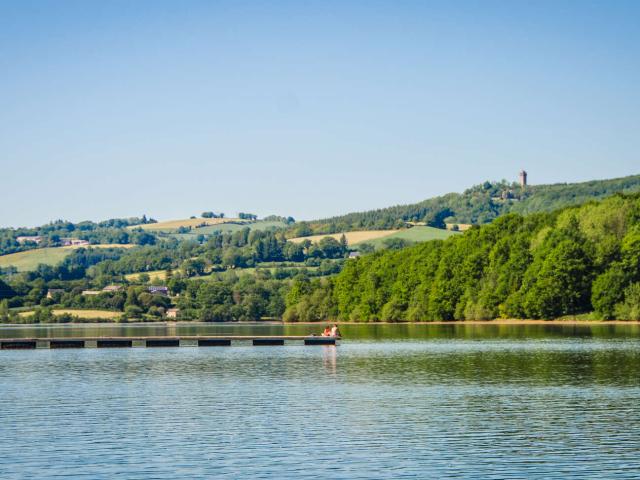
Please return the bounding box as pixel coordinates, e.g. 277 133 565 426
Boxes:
62 238 90 247
82 290 102 296
102 285 123 293
46 288 65 299
148 286 169 296
166 308 180 319
348 252 361 259
16 236 42 245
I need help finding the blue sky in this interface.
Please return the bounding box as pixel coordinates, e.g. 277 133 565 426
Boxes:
1 1 639 227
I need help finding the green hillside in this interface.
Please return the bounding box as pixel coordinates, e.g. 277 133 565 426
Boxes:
0 247 73 271
356 226 459 250
0 245 136 272
299 174 640 235
284 192 640 322
168 220 288 241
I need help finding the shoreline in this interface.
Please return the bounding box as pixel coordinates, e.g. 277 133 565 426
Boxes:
2 319 640 327
299 320 640 325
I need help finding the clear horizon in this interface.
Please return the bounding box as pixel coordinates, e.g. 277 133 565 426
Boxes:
2 1 639 227
1 171 639 228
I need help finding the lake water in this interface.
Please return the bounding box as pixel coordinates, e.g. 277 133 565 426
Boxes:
1 323 640 479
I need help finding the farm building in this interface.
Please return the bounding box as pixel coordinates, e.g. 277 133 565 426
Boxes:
16 236 42 244
148 286 169 296
46 289 65 299
348 252 361 259
166 308 180 319
62 238 90 247
102 285 123 293
81 290 102 296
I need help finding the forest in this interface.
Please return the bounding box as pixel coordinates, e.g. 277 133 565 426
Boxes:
283 193 640 321
297 174 640 235
0 216 157 256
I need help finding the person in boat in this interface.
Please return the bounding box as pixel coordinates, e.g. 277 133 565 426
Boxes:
330 324 341 338
321 326 332 337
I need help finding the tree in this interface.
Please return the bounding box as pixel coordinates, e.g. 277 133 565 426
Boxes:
133 232 156 246
138 273 150 283
592 264 629 319
294 222 313 237
0 278 15 299
615 283 640 320
0 299 9 322
181 259 206 277
357 243 375 254
522 239 593 319
283 242 304 262
202 212 215 218
621 225 640 280
124 305 143 319
222 248 245 268
382 238 412 251
424 208 453 229
285 276 312 307
196 282 233 308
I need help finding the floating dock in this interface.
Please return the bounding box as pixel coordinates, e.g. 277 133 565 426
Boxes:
0 336 338 350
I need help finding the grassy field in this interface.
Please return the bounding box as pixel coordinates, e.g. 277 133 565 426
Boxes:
129 217 246 232
0 244 136 272
192 220 287 234
124 270 168 282
19 309 122 320
170 220 288 240
356 226 459 249
244 226 454 251
289 230 398 245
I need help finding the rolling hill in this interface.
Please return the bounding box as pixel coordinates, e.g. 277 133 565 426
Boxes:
300 174 640 235
289 230 398 245
127 217 247 232
288 226 459 249
169 220 289 241
356 226 459 249
0 244 136 272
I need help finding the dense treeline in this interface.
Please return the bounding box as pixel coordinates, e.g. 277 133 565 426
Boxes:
92 228 348 277
0 216 157 255
298 174 640 235
284 193 640 321
0 226 349 322
171 274 287 321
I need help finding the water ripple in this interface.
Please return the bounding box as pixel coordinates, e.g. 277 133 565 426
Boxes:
1 341 640 478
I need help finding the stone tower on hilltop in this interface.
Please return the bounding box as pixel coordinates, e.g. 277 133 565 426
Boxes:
519 170 528 188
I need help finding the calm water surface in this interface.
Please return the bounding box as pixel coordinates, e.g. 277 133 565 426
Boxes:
1 324 640 479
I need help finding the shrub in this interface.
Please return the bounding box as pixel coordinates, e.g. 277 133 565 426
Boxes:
615 283 640 320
